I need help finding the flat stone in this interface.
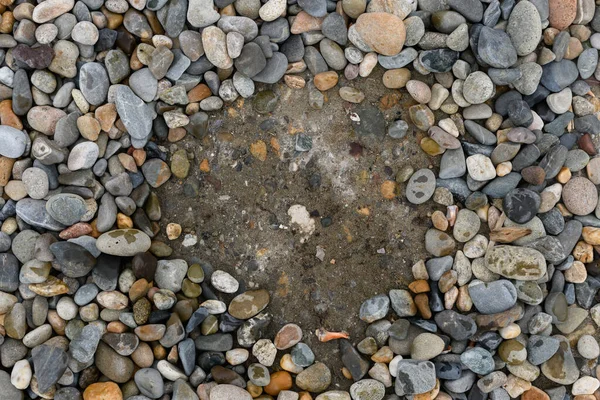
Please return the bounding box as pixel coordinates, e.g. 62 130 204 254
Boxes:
406 169 436 205
114 86 153 141
485 245 546 280
32 344 69 393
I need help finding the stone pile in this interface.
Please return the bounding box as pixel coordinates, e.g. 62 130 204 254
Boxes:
2 0 600 399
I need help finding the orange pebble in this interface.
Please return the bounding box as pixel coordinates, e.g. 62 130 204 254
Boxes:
264 371 292 396
83 382 123 400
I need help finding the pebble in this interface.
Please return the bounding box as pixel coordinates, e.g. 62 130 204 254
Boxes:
406 169 436 205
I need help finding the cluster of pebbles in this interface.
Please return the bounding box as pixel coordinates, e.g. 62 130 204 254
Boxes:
3 0 600 398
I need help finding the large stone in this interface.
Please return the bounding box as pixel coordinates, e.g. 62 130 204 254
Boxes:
114 86 154 140
349 12 406 56
485 246 546 280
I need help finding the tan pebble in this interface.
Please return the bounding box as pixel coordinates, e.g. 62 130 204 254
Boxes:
412 259 428 280
0 11 14 33
290 11 324 34
564 37 583 60
565 260 587 283
436 393 452 400
371 346 393 363
485 113 503 132
406 80 432 104
570 25 591 42
557 166 572 184
107 321 127 333
132 149 146 166
456 285 472 312
582 227 600 245
574 396 596 400
414 293 431 319
0 156 15 186
359 52 378 77
444 286 458 309
503 374 531 398
299 392 313 400
97 291 128 310
95 103 117 132
129 279 150 302
339 87 365 103
341 367 353 380
314 71 338 91
284 75 306 89
168 127 187 142
438 270 457 293
573 240 593 263
496 162 512 177
499 323 521 339
382 68 411 89
438 118 459 137
287 61 307 74
77 114 101 140
116 213 133 229
432 210 449 231
280 353 304 374
47 310 66 335
352 12 406 56
118 153 138 172
59 222 92 239
557 203 572 217
131 342 154 368
246 381 262 397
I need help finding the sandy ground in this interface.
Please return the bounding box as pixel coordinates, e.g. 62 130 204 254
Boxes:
157 67 442 388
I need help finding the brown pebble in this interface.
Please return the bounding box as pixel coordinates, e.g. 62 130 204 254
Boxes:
0 100 22 129
264 371 292 396
431 210 448 231
456 285 472 312
284 75 306 89
522 387 550 400
188 84 212 102
521 166 546 185
59 223 93 239
408 280 430 294
382 68 411 89
314 71 338 91
438 270 458 293
414 293 432 319
573 241 593 263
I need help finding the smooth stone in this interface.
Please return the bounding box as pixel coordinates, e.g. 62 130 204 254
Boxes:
0 126 27 158
406 169 436 205
468 280 518 314
541 60 579 93
96 229 151 256
506 0 542 56
485 246 546 280
541 336 579 385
